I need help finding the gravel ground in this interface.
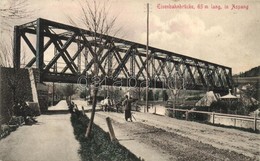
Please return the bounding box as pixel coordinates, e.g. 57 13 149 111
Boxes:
94 111 259 161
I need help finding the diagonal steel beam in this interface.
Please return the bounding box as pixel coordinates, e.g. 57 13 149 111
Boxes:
205 64 215 88
44 28 77 74
81 33 106 75
194 61 207 87
83 40 110 73
112 45 133 78
135 52 152 80
223 68 232 88
21 33 36 55
26 39 52 67
185 64 196 85
154 59 163 79
56 35 78 72
112 50 128 78
61 44 84 73
133 55 146 79
214 67 224 88
151 58 162 81
157 60 168 79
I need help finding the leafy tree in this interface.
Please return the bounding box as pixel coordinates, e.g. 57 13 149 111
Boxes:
241 84 257 106
80 91 88 99
148 90 154 101
154 90 160 101
162 90 168 101
110 87 124 101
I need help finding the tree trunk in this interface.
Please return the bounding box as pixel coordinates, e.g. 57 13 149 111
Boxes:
85 87 98 138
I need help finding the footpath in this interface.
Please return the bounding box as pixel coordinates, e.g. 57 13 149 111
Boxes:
0 107 81 161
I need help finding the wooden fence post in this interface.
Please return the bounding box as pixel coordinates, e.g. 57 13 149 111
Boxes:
81 106 86 116
212 112 215 125
186 110 189 121
254 112 257 132
106 117 117 141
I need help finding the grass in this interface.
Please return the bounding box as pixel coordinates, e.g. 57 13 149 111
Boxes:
70 112 142 161
0 116 24 140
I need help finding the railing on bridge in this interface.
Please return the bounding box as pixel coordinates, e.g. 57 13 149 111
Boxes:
13 18 233 92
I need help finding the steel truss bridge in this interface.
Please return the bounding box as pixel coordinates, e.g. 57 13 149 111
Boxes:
13 18 233 92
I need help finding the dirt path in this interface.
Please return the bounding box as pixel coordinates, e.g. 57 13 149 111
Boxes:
0 114 81 161
94 111 259 161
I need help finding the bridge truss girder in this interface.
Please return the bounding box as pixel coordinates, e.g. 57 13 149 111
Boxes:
13 18 233 92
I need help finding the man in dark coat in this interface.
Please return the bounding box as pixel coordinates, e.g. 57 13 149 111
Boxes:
122 95 137 121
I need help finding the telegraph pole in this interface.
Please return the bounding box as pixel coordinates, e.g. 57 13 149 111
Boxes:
146 3 149 112
52 47 57 106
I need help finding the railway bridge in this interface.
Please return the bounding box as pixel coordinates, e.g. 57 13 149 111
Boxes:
13 18 233 93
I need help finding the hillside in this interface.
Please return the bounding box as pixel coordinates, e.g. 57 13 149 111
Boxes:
236 66 260 77
232 66 260 101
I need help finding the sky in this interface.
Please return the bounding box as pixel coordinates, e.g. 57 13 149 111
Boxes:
1 0 260 74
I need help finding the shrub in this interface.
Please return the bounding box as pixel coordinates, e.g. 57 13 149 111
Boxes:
162 90 168 101
80 91 87 99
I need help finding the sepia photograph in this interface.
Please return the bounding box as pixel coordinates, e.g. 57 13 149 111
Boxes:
0 0 259 161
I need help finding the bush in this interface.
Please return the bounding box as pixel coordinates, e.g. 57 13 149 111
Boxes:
186 96 203 101
154 90 160 101
148 90 154 101
162 90 168 101
80 91 87 99
210 101 228 113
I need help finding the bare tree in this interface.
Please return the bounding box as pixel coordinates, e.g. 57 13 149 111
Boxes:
0 0 34 120
0 0 33 67
0 0 32 29
0 39 13 67
68 0 121 138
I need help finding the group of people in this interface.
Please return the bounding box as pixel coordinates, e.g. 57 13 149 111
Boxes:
12 101 38 125
102 95 138 122
101 96 114 112
101 96 123 113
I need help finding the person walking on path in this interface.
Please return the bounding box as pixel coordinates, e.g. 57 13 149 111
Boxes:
122 95 137 121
